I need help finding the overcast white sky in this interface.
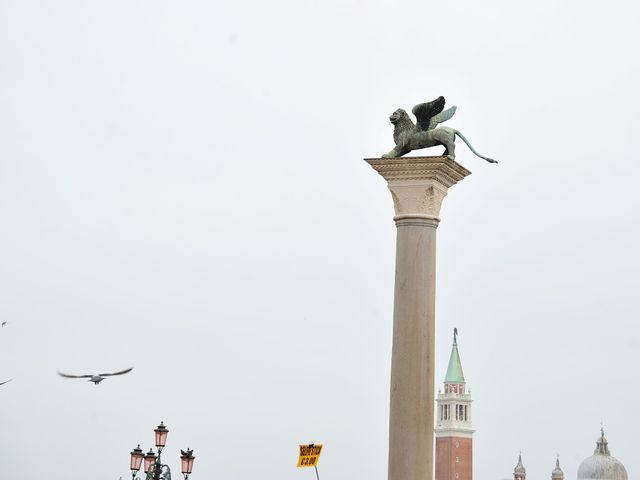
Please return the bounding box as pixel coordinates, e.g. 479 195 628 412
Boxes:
1 1 640 479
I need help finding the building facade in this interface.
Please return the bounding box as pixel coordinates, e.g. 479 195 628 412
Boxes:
435 329 474 480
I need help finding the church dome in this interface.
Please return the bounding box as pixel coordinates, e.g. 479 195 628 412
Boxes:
577 430 627 480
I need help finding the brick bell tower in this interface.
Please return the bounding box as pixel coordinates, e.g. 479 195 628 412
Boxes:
435 328 474 480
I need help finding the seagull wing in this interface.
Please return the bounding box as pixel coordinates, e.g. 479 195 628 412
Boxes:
100 367 134 377
57 371 93 379
0 378 12 386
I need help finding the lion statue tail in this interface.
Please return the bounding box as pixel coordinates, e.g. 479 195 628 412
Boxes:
453 129 497 164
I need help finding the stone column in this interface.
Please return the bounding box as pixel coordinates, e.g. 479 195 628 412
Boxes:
365 156 470 480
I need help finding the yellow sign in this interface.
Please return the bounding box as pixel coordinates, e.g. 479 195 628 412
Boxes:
297 444 323 467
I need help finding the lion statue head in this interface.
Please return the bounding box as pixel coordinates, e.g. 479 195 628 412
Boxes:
389 109 415 144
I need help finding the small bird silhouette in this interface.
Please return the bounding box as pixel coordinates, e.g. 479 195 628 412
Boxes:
57 367 134 384
0 379 12 386
1 322 7 327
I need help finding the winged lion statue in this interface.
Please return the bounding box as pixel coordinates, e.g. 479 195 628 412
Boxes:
382 96 497 163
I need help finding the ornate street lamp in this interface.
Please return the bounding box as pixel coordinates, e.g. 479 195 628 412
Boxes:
154 422 169 449
130 445 144 474
180 449 195 480
129 422 195 480
143 449 157 474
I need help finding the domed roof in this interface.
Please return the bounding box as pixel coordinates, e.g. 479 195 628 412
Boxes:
577 430 627 480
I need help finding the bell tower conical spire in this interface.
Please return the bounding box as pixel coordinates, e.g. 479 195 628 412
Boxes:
435 329 474 480
444 328 465 386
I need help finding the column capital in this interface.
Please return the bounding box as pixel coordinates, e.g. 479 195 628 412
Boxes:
365 156 471 221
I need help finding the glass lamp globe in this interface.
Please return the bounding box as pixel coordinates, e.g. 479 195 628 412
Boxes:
180 448 195 475
130 445 144 472
144 449 157 473
154 422 169 448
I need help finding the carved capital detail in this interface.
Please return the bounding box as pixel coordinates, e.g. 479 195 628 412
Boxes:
365 156 471 220
389 182 447 219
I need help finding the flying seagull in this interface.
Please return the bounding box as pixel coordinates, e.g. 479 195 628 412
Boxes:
1 322 6 327
57 367 134 384
0 379 12 386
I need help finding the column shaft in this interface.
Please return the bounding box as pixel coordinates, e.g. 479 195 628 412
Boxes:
389 218 438 480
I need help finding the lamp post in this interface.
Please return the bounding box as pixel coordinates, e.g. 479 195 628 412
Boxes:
129 422 196 480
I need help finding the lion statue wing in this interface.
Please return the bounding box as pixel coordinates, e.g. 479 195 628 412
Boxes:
411 96 446 131
427 105 457 130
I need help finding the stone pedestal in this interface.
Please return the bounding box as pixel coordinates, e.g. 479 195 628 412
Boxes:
365 156 470 480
